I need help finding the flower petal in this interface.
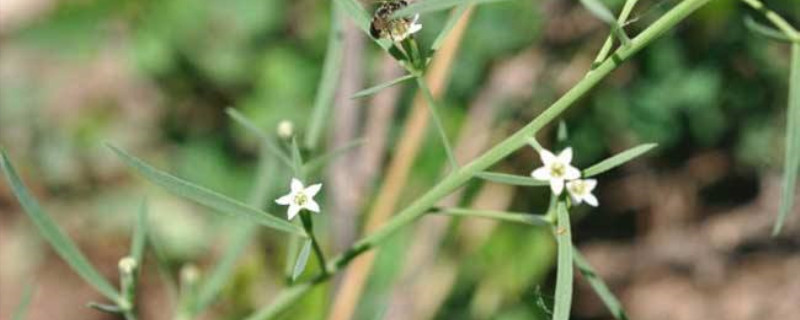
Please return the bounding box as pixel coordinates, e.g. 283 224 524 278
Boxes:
531 167 551 181
564 166 581 180
275 194 293 205
540 149 557 166
305 183 323 197
584 194 599 207
287 205 301 220
551 178 565 195
570 193 583 204
290 178 304 193
408 23 422 35
584 179 598 191
558 147 573 164
305 199 320 213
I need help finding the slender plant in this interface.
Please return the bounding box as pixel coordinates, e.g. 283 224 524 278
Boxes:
2 0 798 319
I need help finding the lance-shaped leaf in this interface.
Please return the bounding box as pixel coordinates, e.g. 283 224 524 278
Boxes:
553 202 574 320
431 3 472 51
774 44 800 235
304 139 367 174
744 16 794 43
352 74 414 99
574 248 629 320
583 143 657 177
0 151 120 301
306 3 346 150
130 199 149 268
12 284 35 320
226 108 292 168
291 240 313 281
476 172 549 187
107 145 306 237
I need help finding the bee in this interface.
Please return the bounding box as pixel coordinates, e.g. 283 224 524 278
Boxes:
369 0 416 41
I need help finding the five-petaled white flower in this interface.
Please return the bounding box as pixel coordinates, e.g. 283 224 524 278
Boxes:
566 179 599 207
275 178 322 221
531 147 581 196
391 14 422 42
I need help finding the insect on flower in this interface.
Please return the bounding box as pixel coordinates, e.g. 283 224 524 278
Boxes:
369 0 422 42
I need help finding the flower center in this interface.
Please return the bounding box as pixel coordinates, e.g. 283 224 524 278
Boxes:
570 181 586 195
550 162 566 178
294 192 308 206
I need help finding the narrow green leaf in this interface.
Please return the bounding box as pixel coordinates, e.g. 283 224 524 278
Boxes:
12 284 35 320
306 3 345 150
352 74 414 99
573 248 629 320
130 199 148 266
557 121 569 143
553 202 573 320
431 3 472 51
476 172 549 187
292 240 313 281
284 235 301 283
304 139 367 174
107 145 306 237
290 138 305 180
579 0 631 46
774 44 800 235
432 207 550 226
579 0 616 24
0 151 121 302
333 0 371 32
226 108 293 168
416 76 458 169
583 143 657 177
393 0 511 18
87 302 123 314
744 16 794 43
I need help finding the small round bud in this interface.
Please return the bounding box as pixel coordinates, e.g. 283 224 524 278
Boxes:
118 256 137 274
277 120 294 139
180 264 200 283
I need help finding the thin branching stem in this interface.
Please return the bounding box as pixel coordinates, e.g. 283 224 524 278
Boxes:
300 212 328 276
740 0 800 41
416 76 459 170
246 0 714 318
592 0 640 68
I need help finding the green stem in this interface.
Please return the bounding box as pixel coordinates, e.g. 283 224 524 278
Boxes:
740 0 800 40
592 0 640 68
416 76 459 170
431 207 550 226
305 3 345 150
300 212 328 276
247 0 714 317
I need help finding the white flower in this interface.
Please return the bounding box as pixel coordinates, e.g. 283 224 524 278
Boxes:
566 179 599 207
275 178 322 220
390 14 422 42
118 256 137 274
531 147 581 195
277 120 294 139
